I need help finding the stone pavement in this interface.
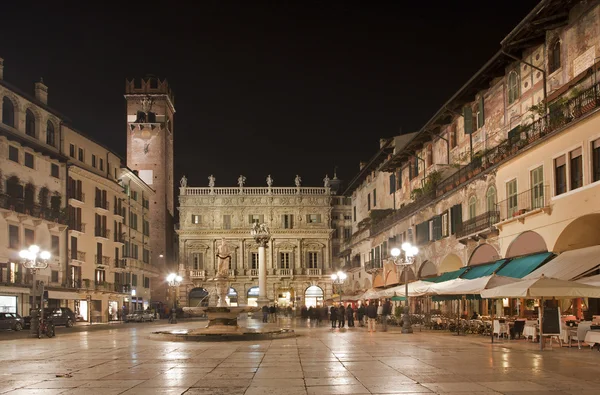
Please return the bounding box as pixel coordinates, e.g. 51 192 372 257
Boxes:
0 318 599 394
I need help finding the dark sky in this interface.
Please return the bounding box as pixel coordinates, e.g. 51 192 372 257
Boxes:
1 0 538 188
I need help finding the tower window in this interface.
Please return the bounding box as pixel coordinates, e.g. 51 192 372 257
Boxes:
549 39 561 74
26 109 36 137
136 111 146 123
2 97 15 127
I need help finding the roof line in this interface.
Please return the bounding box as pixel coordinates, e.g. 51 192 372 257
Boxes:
500 0 550 47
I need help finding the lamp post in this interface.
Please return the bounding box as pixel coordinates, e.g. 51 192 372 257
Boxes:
330 271 347 305
166 273 182 324
390 242 418 334
19 245 51 335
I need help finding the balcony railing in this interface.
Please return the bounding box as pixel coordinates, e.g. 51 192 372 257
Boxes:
278 269 292 277
181 186 329 196
94 228 110 239
114 232 125 243
69 222 86 233
190 270 206 278
94 255 111 266
365 260 382 272
113 258 127 268
0 271 31 285
65 279 81 289
68 250 86 262
455 211 499 239
496 185 549 223
250 269 259 277
69 192 85 203
307 268 321 276
371 190 436 236
94 200 109 210
0 195 66 224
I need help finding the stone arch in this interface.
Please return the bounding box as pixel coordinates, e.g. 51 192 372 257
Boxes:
469 244 500 265
418 260 437 278
399 267 416 283
553 214 600 253
439 253 463 273
189 287 210 307
505 231 547 258
373 273 384 288
362 278 371 290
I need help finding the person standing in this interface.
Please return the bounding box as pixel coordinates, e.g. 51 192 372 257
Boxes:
366 300 378 333
337 304 346 328
382 299 392 332
330 305 337 328
262 305 269 323
346 304 354 327
269 305 276 323
357 303 365 327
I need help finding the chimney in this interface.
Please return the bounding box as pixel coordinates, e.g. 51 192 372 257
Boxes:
35 78 48 104
359 161 367 170
0 57 4 80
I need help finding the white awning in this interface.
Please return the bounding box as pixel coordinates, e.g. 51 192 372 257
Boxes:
481 276 600 299
577 274 600 287
428 275 519 295
47 290 81 300
524 245 600 280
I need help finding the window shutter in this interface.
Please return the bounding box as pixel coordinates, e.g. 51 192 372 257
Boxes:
433 215 442 240
389 173 396 194
450 204 463 234
397 170 402 189
463 106 473 134
478 96 485 127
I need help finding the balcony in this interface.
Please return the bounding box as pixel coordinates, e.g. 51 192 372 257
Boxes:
343 259 362 272
456 211 499 242
68 250 86 263
190 270 206 279
113 258 127 270
94 282 114 292
114 232 125 243
69 222 86 234
68 192 85 205
306 268 321 277
94 227 111 239
370 190 436 236
278 269 293 277
0 195 66 225
0 271 31 286
365 260 382 274
65 279 81 289
250 269 259 277
496 185 550 226
94 255 111 266
94 199 109 211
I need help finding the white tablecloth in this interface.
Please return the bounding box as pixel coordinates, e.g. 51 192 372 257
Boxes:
524 325 538 340
584 331 600 348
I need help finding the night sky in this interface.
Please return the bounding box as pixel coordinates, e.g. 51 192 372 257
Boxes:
1 1 538 189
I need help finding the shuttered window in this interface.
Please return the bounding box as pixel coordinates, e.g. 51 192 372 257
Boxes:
463 106 473 135
450 204 462 235
415 221 429 245
555 155 567 195
570 147 583 190
389 173 396 194
432 215 442 240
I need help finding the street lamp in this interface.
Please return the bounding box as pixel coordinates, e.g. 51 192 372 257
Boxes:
19 245 51 334
330 271 347 304
166 273 182 324
390 242 418 334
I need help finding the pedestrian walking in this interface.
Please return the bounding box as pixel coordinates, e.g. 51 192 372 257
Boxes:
269 305 276 323
330 305 337 328
357 303 365 327
262 305 269 323
337 304 346 328
346 304 354 327
366 300 378 333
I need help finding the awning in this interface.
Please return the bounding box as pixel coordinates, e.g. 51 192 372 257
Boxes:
496 252 554 278
432 294 481 302
47 290 81 300
391 295 406 301
481 275 600 299
429 275 519 296
424 267 469 283
577 274 600 287
524 245 600 280
462 260 507 280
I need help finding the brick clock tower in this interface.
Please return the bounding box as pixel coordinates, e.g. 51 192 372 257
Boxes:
125 77 175 304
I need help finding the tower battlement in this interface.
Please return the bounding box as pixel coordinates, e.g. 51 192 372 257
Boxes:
125 77 175 105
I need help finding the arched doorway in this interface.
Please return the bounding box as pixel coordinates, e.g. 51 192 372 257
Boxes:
226 287 238 307
469 244 500 265
553 214 600 253
276 287 294 307
189 288 209 307
247 286 259 307
506 231 547 258
439 253 463 273
304 286 323 308
418 260 437 279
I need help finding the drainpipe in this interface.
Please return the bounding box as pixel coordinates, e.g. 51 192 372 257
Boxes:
501 50 547 112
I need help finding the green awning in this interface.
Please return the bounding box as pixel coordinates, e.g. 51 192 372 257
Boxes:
496 251 554 278
391 296 406 301
424 267 469 283
432 294 481 302
461 259 507 280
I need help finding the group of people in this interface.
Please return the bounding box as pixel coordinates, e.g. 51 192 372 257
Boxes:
327 299 392 332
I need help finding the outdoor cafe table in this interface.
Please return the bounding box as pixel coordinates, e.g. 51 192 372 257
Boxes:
584 330 600 349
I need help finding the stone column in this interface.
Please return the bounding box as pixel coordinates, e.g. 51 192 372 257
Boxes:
251 223 271 307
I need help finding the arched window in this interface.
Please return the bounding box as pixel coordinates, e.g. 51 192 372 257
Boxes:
2 97 15 127
486 186 497 213
25 109 36 137
46 121 55 147
508 71 519 105
469 196 477 219
549 40 561 74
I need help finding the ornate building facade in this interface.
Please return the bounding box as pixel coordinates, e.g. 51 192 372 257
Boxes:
177 178 349 307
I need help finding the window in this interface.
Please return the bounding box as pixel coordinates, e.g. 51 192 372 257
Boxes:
554 155 567 195
24 228 35 246
426 145 433 167
144 277 150 288
251 252 258 270
78 147 84 162
9 225 19 249
486 186 497 212
344 215 351 220
92 154 97 168
2 97 15 127
129 212 138 230
463 106 474 135
131 191 138 201
306 214 321 223
441 211 449 237
24 152 34 169
191 214 201 224
530 166 544 209
143 220 150 236
70 236 78 258
69 144 75 158
308 252 318 269
396 169 402 190
507 179 518 217
373 189 377 207
223 215 231 229
51 270 59 283
51 235 60 256
468 196 477 219
353 206 356 221
143 248 150 263
46 121 55 146
367 194 371 210
570 148 583 190
8 145 18 162
281 214 293 229
477 96 485 129
25 109 36 137
549 39 561 74
280 252 290 269
593 138 600 182
95 269 105 284
249 214 263 224
449 124 457 149
508 71 520 105
99 158 104 171
389 173 396 194
344 227 352 239
51 163 59 178
192 253 203 270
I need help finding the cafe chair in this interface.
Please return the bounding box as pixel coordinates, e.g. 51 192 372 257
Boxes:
569 321 591 349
